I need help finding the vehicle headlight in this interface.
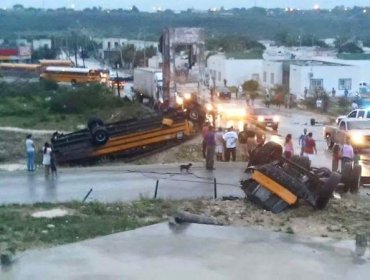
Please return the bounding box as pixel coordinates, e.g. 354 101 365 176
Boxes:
257 116 264 122
205 103 213 111
176 96 183 105
184 93 191 100
351 133 364 145
273 115 280 122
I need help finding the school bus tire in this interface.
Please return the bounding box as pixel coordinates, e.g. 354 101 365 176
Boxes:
315 172 341 210
91 126 109 145
291 155 311 170
87 117 104 131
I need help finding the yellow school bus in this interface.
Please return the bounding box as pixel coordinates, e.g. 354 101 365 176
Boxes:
40 66 105 85
38 59 74 68
0 63 42 74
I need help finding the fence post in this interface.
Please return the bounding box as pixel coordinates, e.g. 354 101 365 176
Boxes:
213 178 217 199
82 188 93 203
154 180 159 199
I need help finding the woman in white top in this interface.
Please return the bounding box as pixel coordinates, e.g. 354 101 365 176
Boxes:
42 142 52 177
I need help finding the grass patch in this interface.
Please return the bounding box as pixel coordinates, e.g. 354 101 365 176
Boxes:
0 82 154 131
337 53 370 60
0 199 180 253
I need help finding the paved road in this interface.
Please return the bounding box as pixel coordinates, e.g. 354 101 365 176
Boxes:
0 163 246 205
2 223 368 279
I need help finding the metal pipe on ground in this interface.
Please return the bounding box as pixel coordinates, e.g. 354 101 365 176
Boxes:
169 211 223 226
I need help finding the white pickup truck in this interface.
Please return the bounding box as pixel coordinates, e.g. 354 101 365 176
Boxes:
336 109 370 124
324 118 370 151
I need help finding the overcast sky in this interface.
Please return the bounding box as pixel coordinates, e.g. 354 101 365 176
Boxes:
2 0 368 11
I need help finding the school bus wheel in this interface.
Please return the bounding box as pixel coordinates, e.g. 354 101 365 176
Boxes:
91 126 109 145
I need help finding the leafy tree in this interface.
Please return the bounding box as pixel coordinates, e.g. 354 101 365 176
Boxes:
243 80 259 99
31 46 58 61
131 5 139 13
242 80 259 92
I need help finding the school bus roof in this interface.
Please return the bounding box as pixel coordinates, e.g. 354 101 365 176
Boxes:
0 63 41 69
45 66 91 73
39 59 74 66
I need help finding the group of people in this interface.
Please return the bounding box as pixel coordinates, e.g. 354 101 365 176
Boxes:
202 122 265 170
25 134 57 177
283 128 317 160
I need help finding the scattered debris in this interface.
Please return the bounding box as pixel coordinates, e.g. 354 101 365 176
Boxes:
31 208 70 218
170 211 223 226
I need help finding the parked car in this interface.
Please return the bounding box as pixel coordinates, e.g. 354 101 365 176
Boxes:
216 87 232 100
247 107 280 131
108 76 125 88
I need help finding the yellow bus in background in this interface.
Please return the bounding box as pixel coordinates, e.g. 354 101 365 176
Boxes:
40 66 108 85
38 59 74 68
0 63 42 75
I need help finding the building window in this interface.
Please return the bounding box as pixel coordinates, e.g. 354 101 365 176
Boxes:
338 78 352 90
270 73 274 84
263 71 267 82
310 79 323 90
218 71 221 82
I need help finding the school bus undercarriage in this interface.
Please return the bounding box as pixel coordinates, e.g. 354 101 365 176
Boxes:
52 111 194 164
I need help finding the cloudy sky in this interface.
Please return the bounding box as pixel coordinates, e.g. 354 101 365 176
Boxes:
2 0 368 11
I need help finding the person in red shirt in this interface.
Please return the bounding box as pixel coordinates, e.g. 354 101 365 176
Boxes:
303 132 317 161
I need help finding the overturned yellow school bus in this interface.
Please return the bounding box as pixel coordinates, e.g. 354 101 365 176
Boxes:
52 111 194 164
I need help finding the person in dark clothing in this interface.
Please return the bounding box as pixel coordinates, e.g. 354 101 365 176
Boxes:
50 151 57 177
238 125 249 162
201 122 210 159
205 126 216 170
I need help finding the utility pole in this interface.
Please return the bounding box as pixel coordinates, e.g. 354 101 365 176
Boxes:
116 71 121 98
73 33 78 67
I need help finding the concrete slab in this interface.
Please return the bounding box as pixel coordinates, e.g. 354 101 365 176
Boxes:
0 163 246 205
1 223 369 280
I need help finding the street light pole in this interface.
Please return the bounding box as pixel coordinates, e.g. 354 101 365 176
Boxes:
116 71 121 98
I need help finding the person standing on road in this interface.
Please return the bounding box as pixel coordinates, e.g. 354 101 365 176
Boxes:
344 88 349 98
246 93 250 106
246 124 257 159
238 125 249 162
265 92 271 108
50 150 58 177
215 127 224 161
331 88 336 97
299 128 308 156
223 126 238 162
202 122 210 159
250 94 255 106
205 126 216 170
304 87 308 99
42 142 52 177
339 137 354 171
303 132 317 161
283 134 294 159
25 134 35 172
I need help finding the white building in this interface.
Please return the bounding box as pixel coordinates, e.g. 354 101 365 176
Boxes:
99 38 158 60
32 39 52 50
148 55 162 68
261 60 284 89
207 53 262 87
289 60 360 99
